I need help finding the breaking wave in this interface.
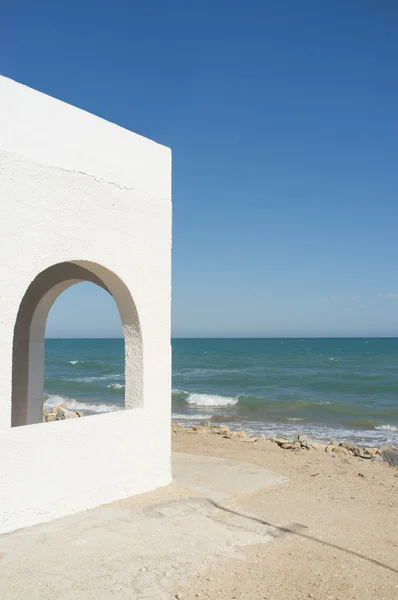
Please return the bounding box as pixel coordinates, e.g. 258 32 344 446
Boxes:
375 424 397 432
185 393 238 407
44 394 122 414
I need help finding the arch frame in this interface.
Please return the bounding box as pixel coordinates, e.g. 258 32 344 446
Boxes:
11 261 143 427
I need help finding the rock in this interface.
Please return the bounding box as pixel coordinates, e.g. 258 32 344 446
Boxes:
331 440 338 447
200 420 211 428
300 440 311 450
43 403 85 421
339 442 361 457
332 446 350 456
211 425 230 435
191 425 209 433
325 444 335 453
292 441 301 449
281 442 293 449
63 409 79 419
312 443 327 451
381 448 398 467
175 593 184 600
273 436 293 446
297 434 309 442
44 412 57 422
359 449 373 459
361 447 379 457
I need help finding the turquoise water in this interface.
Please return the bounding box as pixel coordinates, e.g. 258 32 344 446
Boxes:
45 338 398 445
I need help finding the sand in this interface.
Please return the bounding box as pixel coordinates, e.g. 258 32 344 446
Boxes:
172 428 398 600
1 427 397 600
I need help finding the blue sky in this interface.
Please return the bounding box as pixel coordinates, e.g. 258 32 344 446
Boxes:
2 1 398 337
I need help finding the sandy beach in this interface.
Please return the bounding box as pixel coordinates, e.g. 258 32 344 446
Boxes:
172 426 398 600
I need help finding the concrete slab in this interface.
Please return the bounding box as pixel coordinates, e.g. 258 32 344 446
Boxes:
0 454 288 600
173 452 288 500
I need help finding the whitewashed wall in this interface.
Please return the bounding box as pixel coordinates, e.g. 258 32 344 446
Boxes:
0 76 172 534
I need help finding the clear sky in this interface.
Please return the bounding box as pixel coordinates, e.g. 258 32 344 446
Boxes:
2 1 398 337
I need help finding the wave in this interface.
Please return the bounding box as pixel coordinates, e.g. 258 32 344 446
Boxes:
172 413 212 420
44 394 122 414
69 361 79 365
186 393 238 407
107 383 124 390
375 424 398 432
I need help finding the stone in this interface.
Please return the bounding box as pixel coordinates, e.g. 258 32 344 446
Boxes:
200 420 211 428
281 443 293 449
44 413 57 422
273 436 293 446
211 425 230 435
366 447 379 456
325 444 335 453
332 446 349 456
331 440 338 447
43 404 81 422
381 448 398 467
191 425 208 433
292 441 301 449
339 442 361 457
312 443 327 451
359 449 373 459
297 434 309 442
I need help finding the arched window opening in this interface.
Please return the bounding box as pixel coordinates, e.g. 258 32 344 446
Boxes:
44 282 125 421
11 261 143 427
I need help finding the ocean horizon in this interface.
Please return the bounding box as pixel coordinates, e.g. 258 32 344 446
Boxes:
44 337 398 446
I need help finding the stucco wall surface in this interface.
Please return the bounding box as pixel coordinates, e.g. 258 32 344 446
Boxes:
0 76 172 534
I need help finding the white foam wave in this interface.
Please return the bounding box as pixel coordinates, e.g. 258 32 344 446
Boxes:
75 374 123 383
44 394 121 414
172 413 212 420
69 361 79 365
375 424 398 432
107 383 124 390
186 393 238 407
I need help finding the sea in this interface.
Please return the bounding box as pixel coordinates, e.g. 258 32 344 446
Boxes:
44 338 398 447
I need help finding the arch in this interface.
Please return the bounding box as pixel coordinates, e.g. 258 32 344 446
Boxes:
11 261 143 427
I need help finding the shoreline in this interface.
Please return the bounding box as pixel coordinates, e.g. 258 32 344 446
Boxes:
173 421 398 465
44 402 398 463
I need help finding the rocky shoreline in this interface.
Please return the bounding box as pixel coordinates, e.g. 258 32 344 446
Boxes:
172 421 398 467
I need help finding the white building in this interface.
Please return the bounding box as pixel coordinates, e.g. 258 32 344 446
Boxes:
0 76 172 534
